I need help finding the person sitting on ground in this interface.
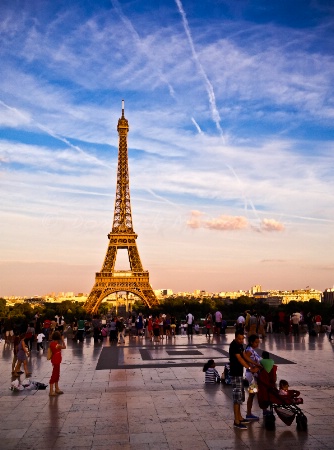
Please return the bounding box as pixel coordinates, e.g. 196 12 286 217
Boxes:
278 379 303 404
203 359 221 384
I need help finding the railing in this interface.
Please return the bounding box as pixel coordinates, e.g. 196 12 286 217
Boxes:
96 271 149 278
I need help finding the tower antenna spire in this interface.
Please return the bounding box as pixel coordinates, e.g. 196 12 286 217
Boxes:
122 99 125 118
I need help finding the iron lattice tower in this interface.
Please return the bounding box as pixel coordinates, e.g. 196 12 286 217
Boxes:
84 101 158 314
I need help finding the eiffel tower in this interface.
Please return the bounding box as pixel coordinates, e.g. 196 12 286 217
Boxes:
84 101 158 314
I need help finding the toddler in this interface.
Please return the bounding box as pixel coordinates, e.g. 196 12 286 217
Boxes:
203 359 221 384
278 379 303 404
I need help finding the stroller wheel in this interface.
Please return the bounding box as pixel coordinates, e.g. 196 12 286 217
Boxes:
264 413 276 430
296 414 308 431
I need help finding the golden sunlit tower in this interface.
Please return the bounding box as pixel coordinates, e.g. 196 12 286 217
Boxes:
84 101 158 314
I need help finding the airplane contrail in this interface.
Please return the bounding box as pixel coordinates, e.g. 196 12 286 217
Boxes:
0 100 111 168
191 117 203 134
110 0 176 99
175 0 224 138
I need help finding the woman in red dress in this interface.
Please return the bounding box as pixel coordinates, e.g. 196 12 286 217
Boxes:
49 331 66 396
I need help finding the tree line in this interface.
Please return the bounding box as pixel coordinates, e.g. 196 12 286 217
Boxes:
1 295 333 329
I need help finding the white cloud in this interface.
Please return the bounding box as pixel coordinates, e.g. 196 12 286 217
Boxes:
260 218 285 232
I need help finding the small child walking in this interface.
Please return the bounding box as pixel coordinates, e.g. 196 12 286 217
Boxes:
203 359 221 384
36 332 45 351
49 331 66 396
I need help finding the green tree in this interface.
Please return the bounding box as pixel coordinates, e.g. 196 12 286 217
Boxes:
0 298 7 316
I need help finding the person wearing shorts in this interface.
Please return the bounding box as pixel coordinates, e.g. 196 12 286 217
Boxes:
229 331 258 430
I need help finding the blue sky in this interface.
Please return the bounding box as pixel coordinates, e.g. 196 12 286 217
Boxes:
0 0 333 296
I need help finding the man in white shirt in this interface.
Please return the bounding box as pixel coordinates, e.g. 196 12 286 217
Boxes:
215 310 222 335
186 313 194 335
291 313 300 336
236 314 246 333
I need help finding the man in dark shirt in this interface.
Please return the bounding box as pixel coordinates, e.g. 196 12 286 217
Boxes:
229 330 258 429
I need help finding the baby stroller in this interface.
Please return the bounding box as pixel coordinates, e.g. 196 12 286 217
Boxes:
222 364 250 388
222 364 232 385
257 368 307 431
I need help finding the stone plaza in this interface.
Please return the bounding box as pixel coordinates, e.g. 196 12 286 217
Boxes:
0 330 333 449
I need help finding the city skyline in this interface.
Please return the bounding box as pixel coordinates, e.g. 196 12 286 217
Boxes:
1 0 334 297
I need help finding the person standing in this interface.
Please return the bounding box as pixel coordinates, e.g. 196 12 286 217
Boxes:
329 316 334 340
12 331 21 373
55 315 65 333
248 312 257 336
14 334 31 377
147 316 153 341
170 315 177 337
43 318 51 341
116 317 126 344
153 316 160 342
314 313 322 333
244 311 251 334
92 315 102 343
243 335 262 420
291 313 300 336
36 331 45 351
109 318 118 343
49 331 66 396
205 313 212 337
229 331 258 429
265 312 273 334
257 314 266 338
186 312 194 335
214 310 222 335
236 314 245 333
77 317 85 343
136 313 144 337
25 322 35 351
4 316 14 343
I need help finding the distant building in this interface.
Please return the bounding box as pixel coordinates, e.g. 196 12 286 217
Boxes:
281 289 322 304
154 289 173 298
251 285 262 295
253 291 269 300
323 288 334 306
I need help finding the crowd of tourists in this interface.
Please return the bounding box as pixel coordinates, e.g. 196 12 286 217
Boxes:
1 307 331 349
233 309 331 337
1 306 333 409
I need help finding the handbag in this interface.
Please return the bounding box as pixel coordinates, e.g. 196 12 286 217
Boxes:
47 347 52 360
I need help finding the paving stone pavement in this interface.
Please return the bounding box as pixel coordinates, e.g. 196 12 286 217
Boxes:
1 331 334 449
